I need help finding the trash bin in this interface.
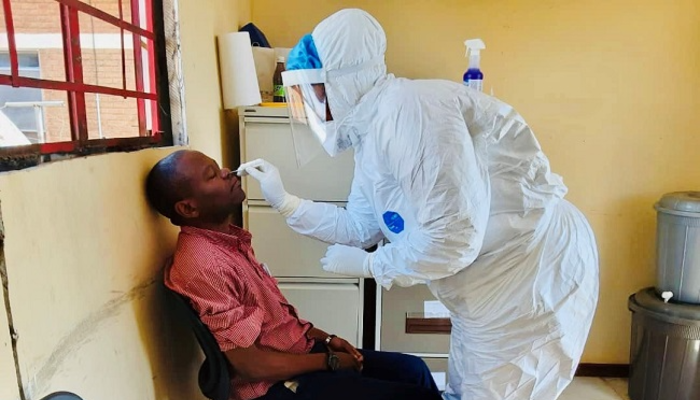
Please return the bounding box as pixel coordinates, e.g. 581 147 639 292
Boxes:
628 288 700 400
655 191 700 304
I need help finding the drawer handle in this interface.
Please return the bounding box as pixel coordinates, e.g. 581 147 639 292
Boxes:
405 316 452 334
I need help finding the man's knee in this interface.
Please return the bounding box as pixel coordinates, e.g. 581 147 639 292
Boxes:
401 353 432 374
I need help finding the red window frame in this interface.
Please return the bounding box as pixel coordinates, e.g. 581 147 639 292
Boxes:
0 0 171 161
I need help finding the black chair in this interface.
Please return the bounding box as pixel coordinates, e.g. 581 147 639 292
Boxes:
39 393 83 400
167 288 232 400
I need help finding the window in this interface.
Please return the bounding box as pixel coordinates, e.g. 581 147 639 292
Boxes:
0 0 172 170
0 52 42 143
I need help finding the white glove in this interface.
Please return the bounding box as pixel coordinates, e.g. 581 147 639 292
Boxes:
321 244 373 277
237 159 301 217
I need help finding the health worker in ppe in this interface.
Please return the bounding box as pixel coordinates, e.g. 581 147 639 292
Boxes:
239 8 599 400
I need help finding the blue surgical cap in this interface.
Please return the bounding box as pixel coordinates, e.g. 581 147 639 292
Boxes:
286 34 323 71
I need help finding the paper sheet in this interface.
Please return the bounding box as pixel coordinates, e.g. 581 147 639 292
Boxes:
431 372 447 391
424 300 450 318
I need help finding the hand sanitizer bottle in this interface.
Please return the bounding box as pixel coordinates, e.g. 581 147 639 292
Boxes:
463 39 486 92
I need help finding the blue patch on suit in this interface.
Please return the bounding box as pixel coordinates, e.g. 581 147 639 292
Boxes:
382 211 405 234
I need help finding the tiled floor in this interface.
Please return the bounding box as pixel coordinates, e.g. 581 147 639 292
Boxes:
560 377 630 400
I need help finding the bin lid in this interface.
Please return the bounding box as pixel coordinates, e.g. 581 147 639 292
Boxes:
656 191 700 215
629 287 700 321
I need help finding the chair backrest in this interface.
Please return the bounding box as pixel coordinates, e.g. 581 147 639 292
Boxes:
167 288 232 400
39 392 83 400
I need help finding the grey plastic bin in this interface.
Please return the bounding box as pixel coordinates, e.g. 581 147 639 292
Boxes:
655 191 700 304
628 288 700 400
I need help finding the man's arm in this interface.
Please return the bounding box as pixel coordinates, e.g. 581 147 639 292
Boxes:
225 345 358 382
306 327 363 363
306 326 330 341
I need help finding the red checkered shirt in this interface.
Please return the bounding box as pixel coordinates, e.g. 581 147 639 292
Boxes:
164 225 315 400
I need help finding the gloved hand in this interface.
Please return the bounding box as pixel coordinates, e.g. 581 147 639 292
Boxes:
237 159 301 217
321 244 373 277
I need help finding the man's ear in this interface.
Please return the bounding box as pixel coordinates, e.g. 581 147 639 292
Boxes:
174 199 199 220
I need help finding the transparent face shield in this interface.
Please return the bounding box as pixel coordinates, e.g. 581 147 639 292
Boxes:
282 69 332 167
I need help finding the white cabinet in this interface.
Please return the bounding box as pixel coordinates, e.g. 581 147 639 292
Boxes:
378 285 450 354
239 106 362 345
278 281 363 347
246 205 340 279
241 107 354 203
376 283 450 380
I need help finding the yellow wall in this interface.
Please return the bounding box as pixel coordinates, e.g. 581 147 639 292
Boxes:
179 0 251 168
0 149 188 400
0 276 19 400
252 0 700 363
0 1 253 398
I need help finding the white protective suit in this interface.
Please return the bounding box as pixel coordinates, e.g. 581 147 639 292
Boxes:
244 9 600 400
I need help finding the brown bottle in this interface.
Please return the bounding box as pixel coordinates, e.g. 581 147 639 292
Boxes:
273 56 286 102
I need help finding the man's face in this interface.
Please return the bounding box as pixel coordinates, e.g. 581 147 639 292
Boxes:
311 84 333 121
290 84 333 122
177 151 246 222
311 83 326 103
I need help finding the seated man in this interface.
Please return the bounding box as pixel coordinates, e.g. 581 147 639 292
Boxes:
146 150 441 400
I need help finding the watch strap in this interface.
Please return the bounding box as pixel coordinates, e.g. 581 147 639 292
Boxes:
324 334 337 346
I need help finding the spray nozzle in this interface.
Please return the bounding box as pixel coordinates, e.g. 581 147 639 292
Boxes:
662 291 674 304
464 39 486 57
464 39 486 69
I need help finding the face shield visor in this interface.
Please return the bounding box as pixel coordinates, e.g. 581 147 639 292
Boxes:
282 69 349 167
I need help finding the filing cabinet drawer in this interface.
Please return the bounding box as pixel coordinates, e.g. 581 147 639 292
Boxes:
278 282 362 347
246 205 340 279
380 285 450 354
242 121 354 202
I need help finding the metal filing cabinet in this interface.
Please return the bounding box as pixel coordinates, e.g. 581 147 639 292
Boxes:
239 106 363 346
377 285 451 390
240 106 450 386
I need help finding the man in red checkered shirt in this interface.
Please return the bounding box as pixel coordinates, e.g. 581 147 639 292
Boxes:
146 150 441 400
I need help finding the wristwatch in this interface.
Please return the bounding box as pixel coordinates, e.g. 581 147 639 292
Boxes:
324 334 337 346
326 351 340 372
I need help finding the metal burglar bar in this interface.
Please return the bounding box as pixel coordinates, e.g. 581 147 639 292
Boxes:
0 0 166 160
130 0 147 136
1 0 19 85
60 3 87 142
0 75 160 100
144 0 159 135
54 0 155 39
119 0 127 93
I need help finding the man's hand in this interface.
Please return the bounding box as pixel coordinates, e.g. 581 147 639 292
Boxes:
336 350 363 371
329 336 364 367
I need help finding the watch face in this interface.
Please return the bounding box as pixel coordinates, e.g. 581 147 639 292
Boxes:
328 353 340 371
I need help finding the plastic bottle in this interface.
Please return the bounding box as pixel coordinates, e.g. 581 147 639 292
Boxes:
273 57 286 102
463 39 486 92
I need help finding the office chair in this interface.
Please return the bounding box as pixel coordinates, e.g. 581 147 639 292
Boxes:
39 393 83 400
167 288 232 400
